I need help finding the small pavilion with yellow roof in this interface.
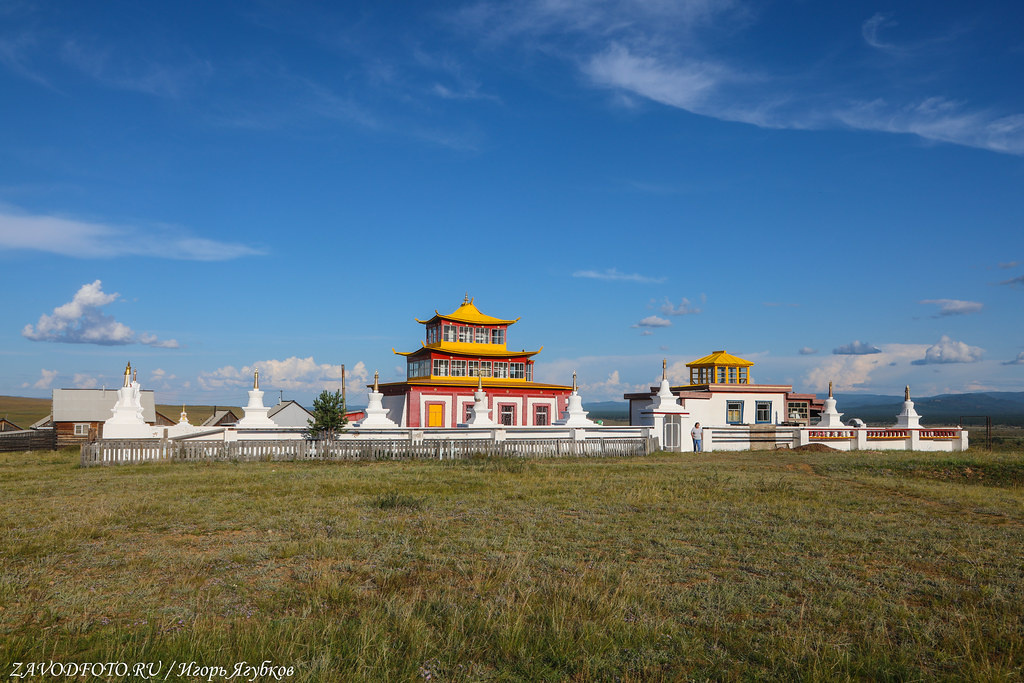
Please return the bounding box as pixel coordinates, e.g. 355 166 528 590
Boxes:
377 296 573 428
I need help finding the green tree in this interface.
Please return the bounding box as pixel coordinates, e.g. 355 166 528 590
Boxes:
307 389 347 439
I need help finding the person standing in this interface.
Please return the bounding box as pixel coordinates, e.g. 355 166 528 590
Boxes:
691 422 703 452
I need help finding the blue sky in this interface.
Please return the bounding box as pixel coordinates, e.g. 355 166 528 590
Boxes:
2 0 1023 405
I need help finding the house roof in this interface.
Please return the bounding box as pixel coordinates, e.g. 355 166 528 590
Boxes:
201 409 238 426
52 388 157 422
268 400 312 419
686 350 755 368
415 297 519 326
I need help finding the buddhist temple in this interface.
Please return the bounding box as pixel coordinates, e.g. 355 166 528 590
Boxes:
376 296 573 427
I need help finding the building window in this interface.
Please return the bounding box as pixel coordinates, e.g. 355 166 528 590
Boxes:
717 367 727 383
739 367 748 384
526 363 533 382
493 362 509 378
408 359 429 378
726 400 743 424
510 362 525 379
432 359 449 377
74 423 90 436
457 326 472 343
427 325 439 344
788 402 809 420
475 328 488 344
443 325 456 342
728 367 737 383
450 360 467 377
464 404 474 423
755 401 772 424
499 405 515 425
534 405 549 426
491 328 505 345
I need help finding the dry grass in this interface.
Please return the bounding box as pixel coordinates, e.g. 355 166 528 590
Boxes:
1 447 1022 681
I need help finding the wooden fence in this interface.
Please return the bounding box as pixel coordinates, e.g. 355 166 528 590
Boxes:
0 429 57 453
81 436 655 466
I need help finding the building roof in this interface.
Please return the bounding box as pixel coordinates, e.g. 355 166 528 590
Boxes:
379 378 572 391
268 400 312 419
201 409 239 426
52 388 157 423
415 297 519 326
394 342 541 358
686 350 755 368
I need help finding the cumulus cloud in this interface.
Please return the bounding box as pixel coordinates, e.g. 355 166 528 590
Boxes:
73 373 98 389
199 357 368 395
1003 352 1024 366
572 267 666 284
919 299 983 317
806 344 928 392
22 280 179 348
660 297 702 316
0 207 265 261
634 315 671 328
798 347 818 355
31 369 59 390
911 336 984 365
833 340 882 355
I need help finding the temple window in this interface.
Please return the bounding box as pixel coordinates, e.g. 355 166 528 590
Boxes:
443 325 456 342
526 363 533 381
451 360 467 377
755 401 771 423
510 362 525 379
408 359 429 378
464 404 473 422
717 367 727 383
475 328 488 344
739 367 748 383
728 367 737 383
493 362 509 378
469 360 491 377
491 329 505 345
726 400 743 424
432 359 449 377
788 402 808 420
458 326 472 343
499 405 515 425
535 405 549 426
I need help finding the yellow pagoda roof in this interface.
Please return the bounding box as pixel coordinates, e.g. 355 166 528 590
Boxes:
415 296 519 326
686 350 754 368
393 342 541 358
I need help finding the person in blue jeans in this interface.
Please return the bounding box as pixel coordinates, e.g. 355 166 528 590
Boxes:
691 422 703 452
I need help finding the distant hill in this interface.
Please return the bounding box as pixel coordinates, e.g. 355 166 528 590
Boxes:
584 401 629 420
837 392 1024 426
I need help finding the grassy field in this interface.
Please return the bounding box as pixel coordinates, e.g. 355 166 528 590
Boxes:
1 447 1022 681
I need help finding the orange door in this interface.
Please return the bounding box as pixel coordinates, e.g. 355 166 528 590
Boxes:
428 404 444 427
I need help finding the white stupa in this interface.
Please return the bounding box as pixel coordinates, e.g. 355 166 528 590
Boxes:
815 381 846 428
462 376 496 427
554 371 596 427
894 385 922 429
236 369 276 428
103 362 157 439
356 371 398 428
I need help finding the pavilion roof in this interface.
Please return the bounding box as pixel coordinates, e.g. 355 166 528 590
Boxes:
686 350 754 368
415 297 519 326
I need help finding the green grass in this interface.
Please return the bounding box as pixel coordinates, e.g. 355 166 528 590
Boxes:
1 447 1022 681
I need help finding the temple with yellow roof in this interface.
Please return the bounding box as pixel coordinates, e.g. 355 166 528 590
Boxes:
625 350 824 448
377 296 573 428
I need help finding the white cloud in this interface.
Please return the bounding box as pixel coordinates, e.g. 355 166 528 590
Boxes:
660 297 702 316
911 336 983 365
861 13 899 51
919 299 983 317
806 344 928 392
198 357 369 396
798 347 817 355
32 368 58 390
22 280 179 348
998 261 1020 269
833 340 881 355
73 373 98 389
634 315 671 328
0 207 265 261
572 267 666 284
